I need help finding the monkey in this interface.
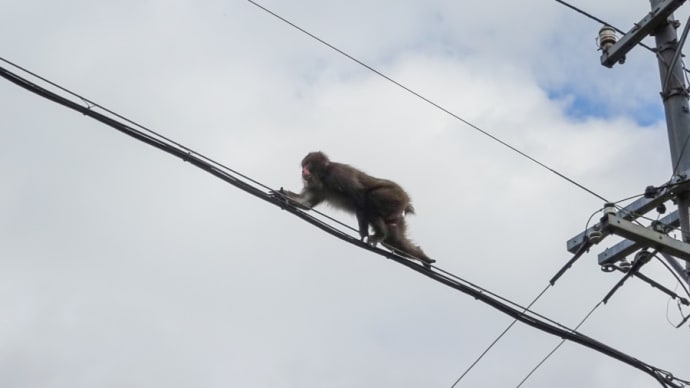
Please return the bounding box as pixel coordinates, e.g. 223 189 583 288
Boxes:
279 151 434 267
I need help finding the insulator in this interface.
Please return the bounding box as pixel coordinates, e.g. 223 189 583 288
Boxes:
602 203 617 215
586 229 603 244
656 203 667 214
598 25 617 51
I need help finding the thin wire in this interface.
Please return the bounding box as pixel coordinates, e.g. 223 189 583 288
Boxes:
612 192 646 206
655 255 690 300
666 283 690 328
249 0 690 310
0 56 275 193
517 250 690 387
0 55 366 237
552 0 656 54
0 57 545 312
456 201 673 387
515 301 603 387
666 283 680 327
248 0 609 203
449 284 550 388
675 300 690 328
0 58 539 309
451 210 599 387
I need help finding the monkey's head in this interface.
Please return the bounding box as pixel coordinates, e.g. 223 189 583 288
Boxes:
301 151 330 183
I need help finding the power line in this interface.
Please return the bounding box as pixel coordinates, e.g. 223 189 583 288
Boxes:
447 198 682 386
515 251 690 387
552 0 656 54
554 0 690 80
247 0 609 203
515 301 603 387
449 284 550 388
0 55 363 236
656 255 690 301
2 60 687 388
451 225 596 387
556 1 690 175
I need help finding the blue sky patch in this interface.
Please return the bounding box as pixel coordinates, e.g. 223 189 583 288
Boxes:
547 88 664 127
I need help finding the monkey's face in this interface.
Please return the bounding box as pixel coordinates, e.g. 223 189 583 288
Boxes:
300 151 329 184
301 164 313 181
301 162 322 185
301 163 324 190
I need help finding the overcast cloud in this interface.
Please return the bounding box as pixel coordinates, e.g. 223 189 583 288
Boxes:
1 1 689 387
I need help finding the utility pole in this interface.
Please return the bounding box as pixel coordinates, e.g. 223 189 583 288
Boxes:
566 0 690 290
649 0 690 281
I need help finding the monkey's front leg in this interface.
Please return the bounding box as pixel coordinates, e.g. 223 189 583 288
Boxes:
355 209 371 242
366 217 389 247
278 188 319 210
271 188 309 210
356 212 387 247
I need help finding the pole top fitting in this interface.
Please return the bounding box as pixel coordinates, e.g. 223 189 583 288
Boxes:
603 203 617 215
598 26 625 64
598 26 617 50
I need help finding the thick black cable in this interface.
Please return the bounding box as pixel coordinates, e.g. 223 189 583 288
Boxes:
1 63 686 387
450 233 595 387
633 269 690 306
449 284 550 388
0 56 275 193
248 0 609 203
550 221 595 285
603 251 655 304
0 56 363 236
517 253 690 388
515 301 603 388
514 250 690 387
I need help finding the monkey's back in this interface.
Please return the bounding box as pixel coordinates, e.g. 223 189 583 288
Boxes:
323 162 412 218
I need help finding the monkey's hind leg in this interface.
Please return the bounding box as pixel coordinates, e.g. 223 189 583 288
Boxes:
365 217 390 247
381 221 435 268
382 241 435 268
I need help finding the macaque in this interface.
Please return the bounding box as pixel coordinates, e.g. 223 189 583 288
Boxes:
281 151 434 266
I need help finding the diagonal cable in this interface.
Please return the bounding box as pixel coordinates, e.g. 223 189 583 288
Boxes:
1 61 687 388
248 0 609 203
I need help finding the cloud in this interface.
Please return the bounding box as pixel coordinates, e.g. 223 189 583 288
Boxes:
1 1 688 387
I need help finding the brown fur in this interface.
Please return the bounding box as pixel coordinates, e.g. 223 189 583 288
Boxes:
284 151 434 266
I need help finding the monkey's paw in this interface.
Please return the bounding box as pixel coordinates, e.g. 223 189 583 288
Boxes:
364 235 383 247
269 187 290 207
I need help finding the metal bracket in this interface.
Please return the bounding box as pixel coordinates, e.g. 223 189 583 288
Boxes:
598 211 680 265
600 213 690 262
568 182 678 253
567 174 690 254
600 0 686 67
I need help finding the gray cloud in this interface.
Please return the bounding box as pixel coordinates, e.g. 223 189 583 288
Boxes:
1 1 688 387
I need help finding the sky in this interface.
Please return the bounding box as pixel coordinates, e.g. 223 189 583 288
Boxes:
1 0 689 387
